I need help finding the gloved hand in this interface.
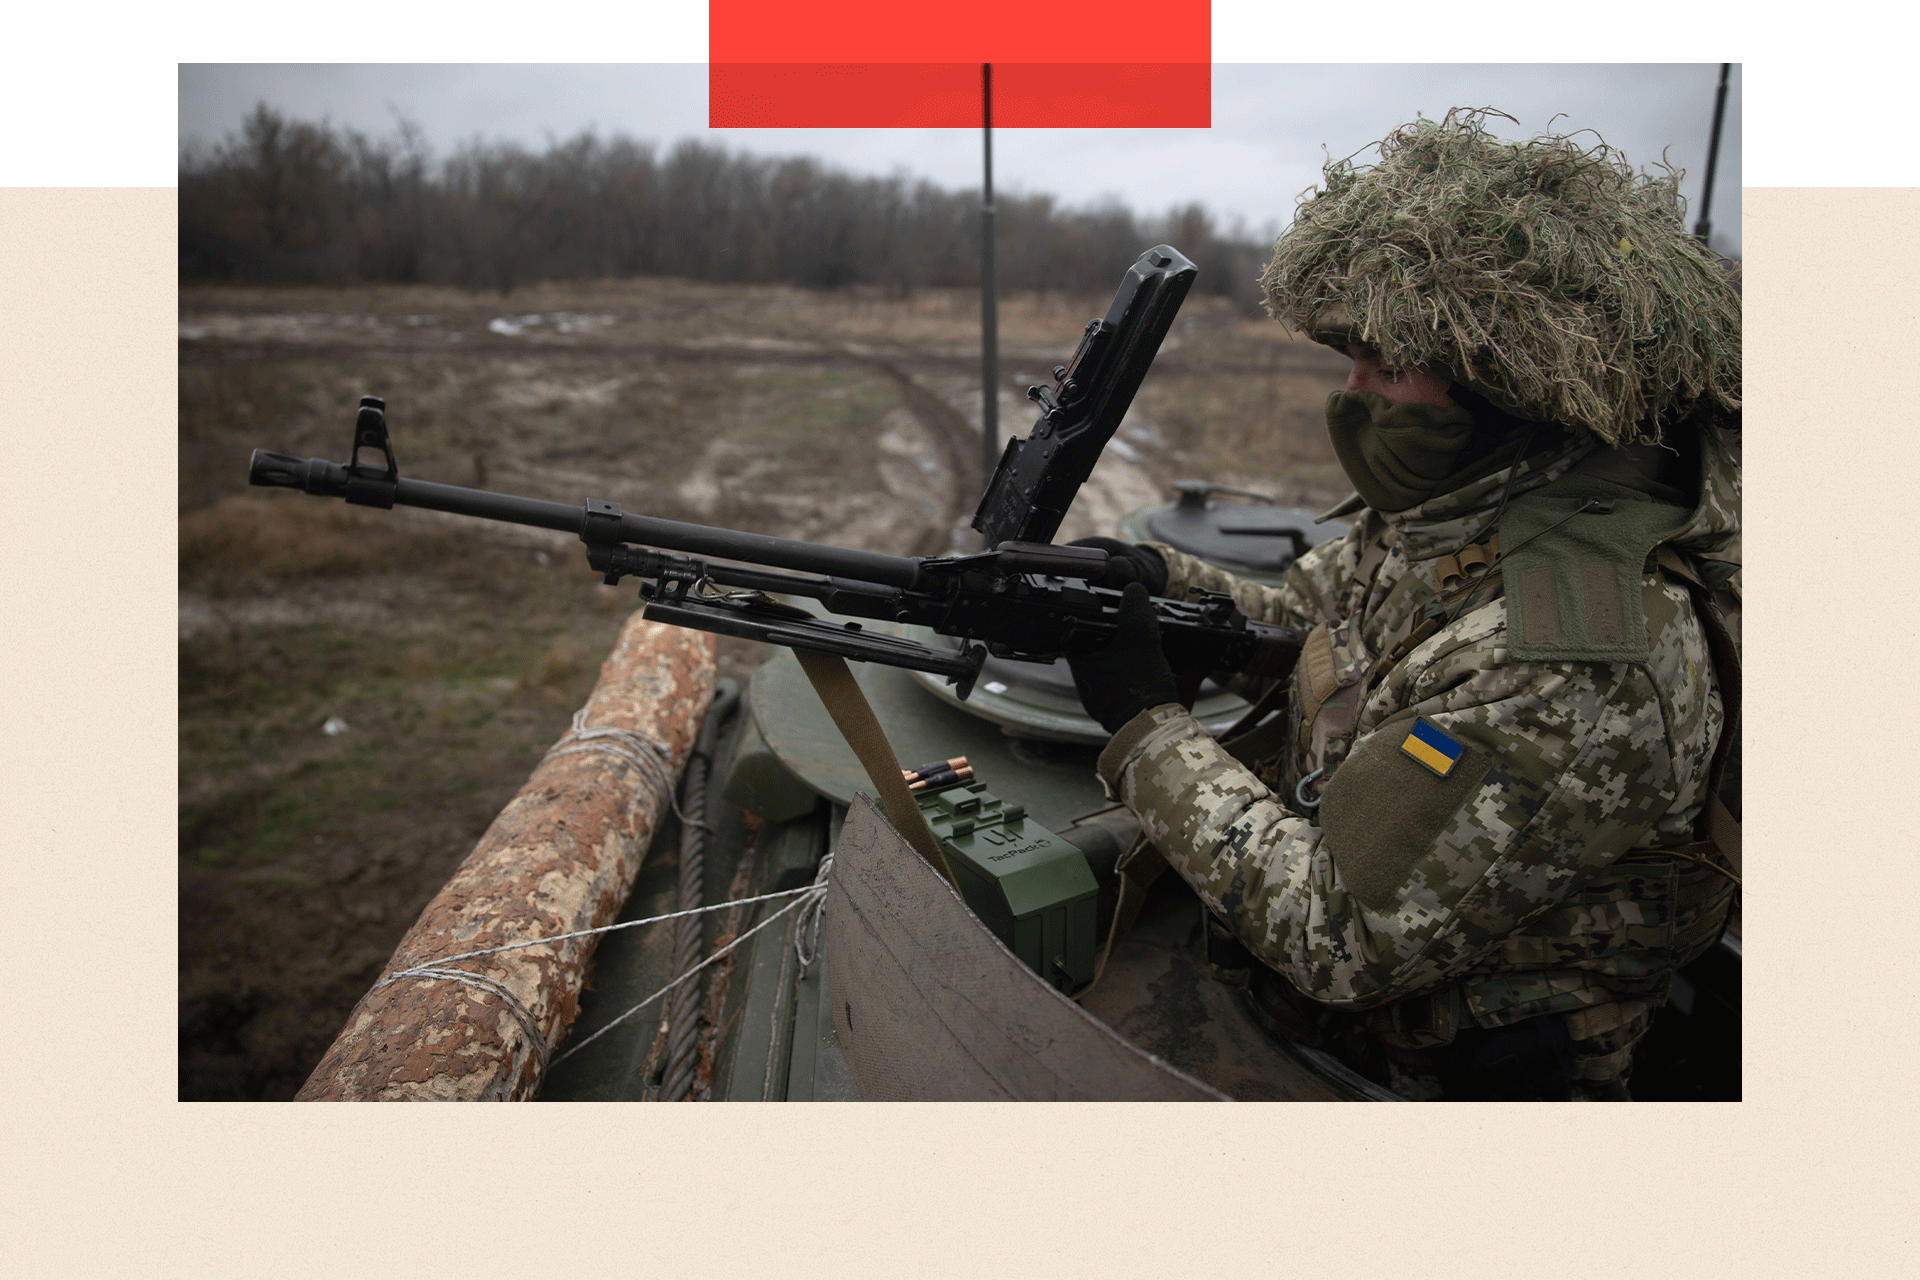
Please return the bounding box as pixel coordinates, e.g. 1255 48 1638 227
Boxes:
1067 537 1168 594
1068 583 1182 734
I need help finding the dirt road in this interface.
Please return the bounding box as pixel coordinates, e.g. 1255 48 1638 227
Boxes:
178 275 1351 1099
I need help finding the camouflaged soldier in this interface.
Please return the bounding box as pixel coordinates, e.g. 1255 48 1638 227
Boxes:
1069 110 1742 1100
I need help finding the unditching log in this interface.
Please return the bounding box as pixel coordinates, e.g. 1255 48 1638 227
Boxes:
296 615 718 1101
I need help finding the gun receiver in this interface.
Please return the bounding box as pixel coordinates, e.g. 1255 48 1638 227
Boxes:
246 245 1298 705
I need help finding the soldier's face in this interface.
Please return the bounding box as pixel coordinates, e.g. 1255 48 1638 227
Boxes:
1343 346 1456 408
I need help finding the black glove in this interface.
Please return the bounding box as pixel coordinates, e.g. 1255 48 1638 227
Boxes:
1068 583 1181 734
1067 537 1168 594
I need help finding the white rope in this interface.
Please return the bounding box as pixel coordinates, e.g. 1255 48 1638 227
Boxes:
369 882 831 1081
546 887 822 1071
382 886 817 973
543 708 697 825
792 849 835 974
372 965 553 1076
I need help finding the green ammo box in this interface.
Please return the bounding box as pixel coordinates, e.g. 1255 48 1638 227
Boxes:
913 782 1100 993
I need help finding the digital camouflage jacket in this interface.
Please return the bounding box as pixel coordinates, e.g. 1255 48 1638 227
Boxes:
1099 425 1741 1091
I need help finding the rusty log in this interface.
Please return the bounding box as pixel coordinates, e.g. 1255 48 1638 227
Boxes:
296 615 717 1101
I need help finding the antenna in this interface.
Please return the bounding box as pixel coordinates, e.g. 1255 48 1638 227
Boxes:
1693 63 1732 246
980 63 1001 511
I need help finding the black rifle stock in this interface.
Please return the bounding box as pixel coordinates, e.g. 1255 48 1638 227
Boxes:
247 245 1300 701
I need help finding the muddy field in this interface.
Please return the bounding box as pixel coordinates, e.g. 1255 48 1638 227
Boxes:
178 274 1353 1100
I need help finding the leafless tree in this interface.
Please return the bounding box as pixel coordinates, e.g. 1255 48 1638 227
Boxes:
179 104 1271 306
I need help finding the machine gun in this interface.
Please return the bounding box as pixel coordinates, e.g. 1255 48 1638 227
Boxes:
246 245 1301 701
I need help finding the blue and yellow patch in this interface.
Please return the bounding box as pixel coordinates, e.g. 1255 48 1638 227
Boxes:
1399 718 1466 778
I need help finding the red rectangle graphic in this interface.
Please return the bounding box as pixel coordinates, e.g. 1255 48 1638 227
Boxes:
709 0 1210 64
709 63 1211 128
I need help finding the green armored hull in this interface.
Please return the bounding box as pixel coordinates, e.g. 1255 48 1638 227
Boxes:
537 655 1401 1101
537 493 1738 1102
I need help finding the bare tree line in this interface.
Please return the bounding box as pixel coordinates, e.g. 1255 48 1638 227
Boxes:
180 105 1273 306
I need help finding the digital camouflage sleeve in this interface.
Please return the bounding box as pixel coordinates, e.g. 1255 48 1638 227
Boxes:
1095 429 1738 1017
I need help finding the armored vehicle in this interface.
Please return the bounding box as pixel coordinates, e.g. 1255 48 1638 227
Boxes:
528 484 1738 1102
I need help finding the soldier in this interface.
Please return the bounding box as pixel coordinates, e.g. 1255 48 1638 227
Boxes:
1068 109 1742 1100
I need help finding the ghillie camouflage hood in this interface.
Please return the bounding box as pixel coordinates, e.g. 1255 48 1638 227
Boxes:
1261 109 1742 446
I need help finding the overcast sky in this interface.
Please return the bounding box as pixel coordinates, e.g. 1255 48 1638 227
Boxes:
179 63 1742 256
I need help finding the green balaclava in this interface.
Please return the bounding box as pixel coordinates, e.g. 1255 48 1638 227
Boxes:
1324 389 1478 512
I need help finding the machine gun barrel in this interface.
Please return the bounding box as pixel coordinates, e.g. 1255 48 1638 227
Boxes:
248 444 1299 700
244 245 1301 705
247 449 926 588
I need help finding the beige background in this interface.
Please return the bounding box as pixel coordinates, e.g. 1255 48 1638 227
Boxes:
1 185 1906 1273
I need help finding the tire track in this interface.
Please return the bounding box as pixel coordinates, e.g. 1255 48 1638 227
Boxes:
860 355 995 557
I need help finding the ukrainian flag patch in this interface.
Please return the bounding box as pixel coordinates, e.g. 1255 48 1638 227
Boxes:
1400 718 1465 778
